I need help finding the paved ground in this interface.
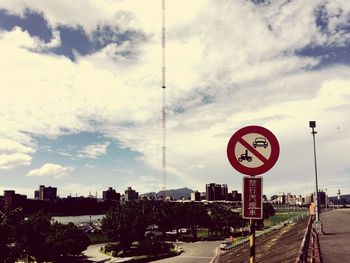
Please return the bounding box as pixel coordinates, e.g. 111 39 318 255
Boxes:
153 241 222 263
216 218 308 263
319 208 350 263
83 241 221 263
83 243 113 262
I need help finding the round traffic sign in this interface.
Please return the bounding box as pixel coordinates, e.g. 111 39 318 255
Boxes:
227 126 279 175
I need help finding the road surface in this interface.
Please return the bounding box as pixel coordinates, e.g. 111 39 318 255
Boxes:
319 208 350 263
84 241 221 263
83 243 113 262
153 241 222 263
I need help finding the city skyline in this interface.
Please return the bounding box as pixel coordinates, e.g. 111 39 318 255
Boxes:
1 183 341 201
0 1 350 198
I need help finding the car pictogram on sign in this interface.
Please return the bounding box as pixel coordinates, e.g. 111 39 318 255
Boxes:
252 137 268 148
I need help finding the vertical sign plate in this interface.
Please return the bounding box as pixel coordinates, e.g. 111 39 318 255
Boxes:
243 176 263 219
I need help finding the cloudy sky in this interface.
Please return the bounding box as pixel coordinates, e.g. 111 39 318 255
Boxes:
0 0 349 198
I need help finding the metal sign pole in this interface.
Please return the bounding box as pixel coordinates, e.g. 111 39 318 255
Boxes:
227 126 280 263
250 219 255 263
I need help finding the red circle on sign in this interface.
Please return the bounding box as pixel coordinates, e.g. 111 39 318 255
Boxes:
227 126 279 175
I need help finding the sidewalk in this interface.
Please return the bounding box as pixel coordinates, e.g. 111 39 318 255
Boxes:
319 208 350 263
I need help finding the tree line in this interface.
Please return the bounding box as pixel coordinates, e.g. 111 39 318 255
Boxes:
1 200 275 261
0 206 90 263
101 201 275 255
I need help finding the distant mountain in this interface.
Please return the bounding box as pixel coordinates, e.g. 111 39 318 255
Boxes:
139 192 157 198
157 187 194 200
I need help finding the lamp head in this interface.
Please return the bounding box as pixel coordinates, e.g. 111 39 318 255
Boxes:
309 121 316 128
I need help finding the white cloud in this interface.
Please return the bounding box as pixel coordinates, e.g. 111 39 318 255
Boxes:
77 142 110 159
0 138 35 155
85 163 97 169
0 138 35 170
27 163 74 179
114 168 134 175
0 0 210 35
0 0 350 195
0 153 32 170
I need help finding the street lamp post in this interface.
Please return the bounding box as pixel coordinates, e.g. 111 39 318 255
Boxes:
325 188 328 211
309 121 322 233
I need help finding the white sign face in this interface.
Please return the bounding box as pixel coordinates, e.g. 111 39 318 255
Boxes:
234 133 272 169
227 126 280 176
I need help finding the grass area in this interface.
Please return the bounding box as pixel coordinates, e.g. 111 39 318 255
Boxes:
87 233 108 244
233 236 246 242
197 228 209 238
264 211 307 227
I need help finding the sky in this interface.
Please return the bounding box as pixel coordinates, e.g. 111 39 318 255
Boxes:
0 0 349 199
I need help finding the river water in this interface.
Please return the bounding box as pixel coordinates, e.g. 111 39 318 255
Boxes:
52 214 105 224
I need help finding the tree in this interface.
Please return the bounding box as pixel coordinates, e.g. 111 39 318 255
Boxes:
0 206 24 263
102 202 148 251
145 201 174 239
182 202 209 239
208 204 245 236
47 222 90 259
21 212 90 262
256 203 276 229
21 212 52 262
102 207 120 243
0 207 89 262
163 202 186 238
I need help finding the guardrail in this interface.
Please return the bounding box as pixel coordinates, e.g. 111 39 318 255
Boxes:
295 216 322 263
295 216 313 263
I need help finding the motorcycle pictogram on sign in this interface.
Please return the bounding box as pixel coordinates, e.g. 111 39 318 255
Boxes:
238 149 253 162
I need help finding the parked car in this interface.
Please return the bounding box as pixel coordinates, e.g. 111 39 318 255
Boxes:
144 230 163 237
220 241 233 250
179 228 188 233
166 230 177 235
166 228 188 235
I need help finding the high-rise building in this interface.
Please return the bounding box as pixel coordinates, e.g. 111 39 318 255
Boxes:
4 190 15 206
286 193 297 205
4 190 27 206
103 187 120 201
205 183 228 201
305 193 314 204
228 190 242 202
318 190 326 206
295 195 304 205
221 184 228 200
34 185 57 201
191 191 201 201
277 193 286 204
125 187 139 201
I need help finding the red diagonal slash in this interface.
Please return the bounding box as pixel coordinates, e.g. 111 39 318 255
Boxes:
238 138 268 163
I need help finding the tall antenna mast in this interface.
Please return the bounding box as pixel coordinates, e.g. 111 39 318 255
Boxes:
161 0 167 191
